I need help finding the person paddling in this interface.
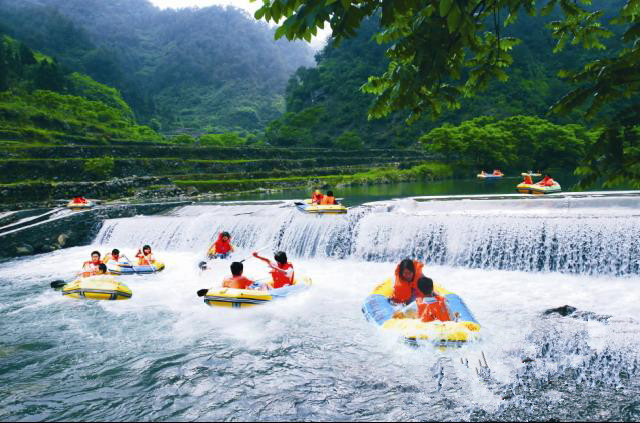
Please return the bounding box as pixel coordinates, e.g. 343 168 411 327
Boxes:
539 175 556 186
81 251 102 277
208 231 234 259
222 262 255 289
136 245 155 265
252 251 294 289
103 248 122 264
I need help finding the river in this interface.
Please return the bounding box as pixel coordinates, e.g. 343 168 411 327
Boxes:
0 192 639 421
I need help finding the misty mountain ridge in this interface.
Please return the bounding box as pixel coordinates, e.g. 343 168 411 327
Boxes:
0 0 314 133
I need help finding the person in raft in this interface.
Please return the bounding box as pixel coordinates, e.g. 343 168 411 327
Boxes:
222 261 254 289
208 231 234 259
539 175 556 186
136 245 156 265
311 189 324 204
95 263 110 276
522 174 534 185
391 258 427 317
320 190 337 205
492 169 502 176
72 196 88 204
81 251 102 277
252 251 294 289
103 248 123 264
415 276 450 322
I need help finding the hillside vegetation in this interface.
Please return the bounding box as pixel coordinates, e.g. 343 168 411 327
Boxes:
0 0 314 133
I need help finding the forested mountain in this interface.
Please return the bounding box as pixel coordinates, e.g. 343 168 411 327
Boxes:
0 0 314 133
0 33 160 143
268 1 625 149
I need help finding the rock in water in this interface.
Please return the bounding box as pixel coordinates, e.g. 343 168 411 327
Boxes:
544 305 577 316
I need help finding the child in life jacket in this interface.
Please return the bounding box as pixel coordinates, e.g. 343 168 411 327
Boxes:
136 245 155 265
222 262 255 289
81 251 102 277
415 277 451 322
252 251 294 289
208 232 234 259
320 190 337 205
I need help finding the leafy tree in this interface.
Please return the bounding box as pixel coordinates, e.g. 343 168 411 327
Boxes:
420 115 594 171
199 132 247 146
257 0 639 185
172 134 196 144
334 130 364 150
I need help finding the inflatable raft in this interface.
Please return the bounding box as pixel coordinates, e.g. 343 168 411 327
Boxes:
521 172 542 177
62 275 132 300
516 181 561 195
477 173 503 179
107 261 165 275
66 199 94 210
295 199 347 214
203 276 312 308
362 279 480 346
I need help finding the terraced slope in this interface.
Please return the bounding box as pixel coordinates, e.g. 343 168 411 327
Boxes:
0 144 448 206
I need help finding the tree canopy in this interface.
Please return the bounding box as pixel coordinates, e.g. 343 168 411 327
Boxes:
255 0 639 185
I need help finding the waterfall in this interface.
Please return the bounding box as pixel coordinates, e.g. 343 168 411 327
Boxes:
95 196 640 276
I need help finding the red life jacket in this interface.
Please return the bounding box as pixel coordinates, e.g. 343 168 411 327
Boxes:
417 294 451 322
82 260 100 277
312 193 324 204
391 260 424 304
523 175 533 184
223 275 253 289
214 233 232 254
271 262 294 289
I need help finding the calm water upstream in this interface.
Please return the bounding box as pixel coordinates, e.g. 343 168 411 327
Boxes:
1 193 639 421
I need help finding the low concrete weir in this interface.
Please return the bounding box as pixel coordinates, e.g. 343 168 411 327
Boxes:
95 192 640 276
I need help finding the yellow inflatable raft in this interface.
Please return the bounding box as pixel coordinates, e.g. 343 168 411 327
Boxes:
516 181 561 194
62 275 132 301
203 276 312 308
295 199 347 214
362 279 480 346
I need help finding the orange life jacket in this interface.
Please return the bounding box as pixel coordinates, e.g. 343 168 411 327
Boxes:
223 275 254 289
136 252 154 265
320 196 336 205
417 294 451 322
271 262 294 289
213 233 232 254
540 176 555 187
391 260 424 304
312 193 324 204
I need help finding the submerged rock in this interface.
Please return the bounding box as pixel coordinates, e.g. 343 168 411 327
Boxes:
543 304 611 322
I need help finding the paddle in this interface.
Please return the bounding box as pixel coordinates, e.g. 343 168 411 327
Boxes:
200 244 271 270
50 280 67 289
196 246 272 295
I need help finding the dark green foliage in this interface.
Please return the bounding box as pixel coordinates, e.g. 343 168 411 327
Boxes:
84 156 115 179
0 35 162 143
334 131 364 150
420 116 595 171
172 135 196 144
0 0 314 132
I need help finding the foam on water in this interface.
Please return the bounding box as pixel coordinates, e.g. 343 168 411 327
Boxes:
0 245 639 420
2 196 640 420
97 197 640 275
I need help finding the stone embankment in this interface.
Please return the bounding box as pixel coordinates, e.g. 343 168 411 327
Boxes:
0 202 189 259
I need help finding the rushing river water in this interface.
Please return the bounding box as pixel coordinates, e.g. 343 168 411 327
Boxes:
1 194 639 421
